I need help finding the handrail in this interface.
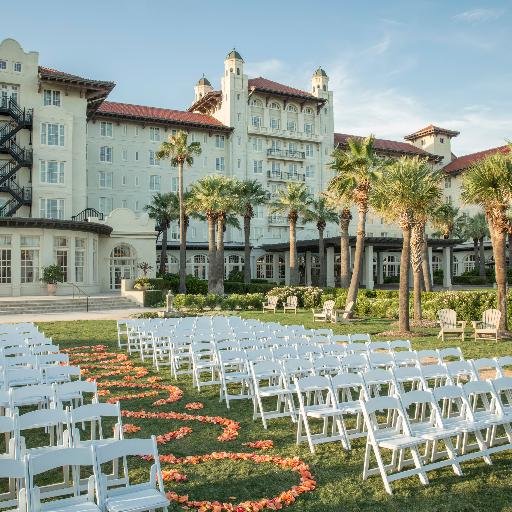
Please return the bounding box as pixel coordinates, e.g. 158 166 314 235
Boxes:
66 282 90 312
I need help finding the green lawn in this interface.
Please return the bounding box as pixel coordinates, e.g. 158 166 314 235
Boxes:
37 315 512 512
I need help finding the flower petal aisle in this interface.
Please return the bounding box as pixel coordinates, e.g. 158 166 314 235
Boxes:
65 345 316 511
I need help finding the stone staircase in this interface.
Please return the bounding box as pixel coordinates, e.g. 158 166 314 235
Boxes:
0 295 141 316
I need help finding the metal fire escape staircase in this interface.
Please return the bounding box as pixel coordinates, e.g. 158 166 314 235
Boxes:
0 98 33 217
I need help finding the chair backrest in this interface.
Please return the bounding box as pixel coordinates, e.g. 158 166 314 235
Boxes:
286 296 298 307
341 353 369 372
320 300 334 313
268 296 279 307
330 335 351 344
54 380 98 405
417 349 441 365
471 358 500 379
388 339 412 351
345 343 368 354
17 408 69 432
27 446 94 476
362 395 409 435
9 384 53 408
438 347 464 362
70 402 121 424
350 333 371 343
483 309 501 328
93 436 158 466
250 360 283 380
367 341 390 352
438 309 457 327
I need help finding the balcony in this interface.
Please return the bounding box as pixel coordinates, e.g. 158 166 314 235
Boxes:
268 215 304 227
267 148 305 160
267 170 305 182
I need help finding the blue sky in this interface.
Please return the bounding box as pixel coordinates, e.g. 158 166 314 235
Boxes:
3 0 511 154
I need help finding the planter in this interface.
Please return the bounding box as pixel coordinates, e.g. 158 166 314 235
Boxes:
47 283 57 296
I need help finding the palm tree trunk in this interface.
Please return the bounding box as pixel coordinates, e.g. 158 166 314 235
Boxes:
345 205 367 315
207 214 217 293
421 238 432 291
243 215 251 285
490 227 508 332
340 210 351 288
473 238 480 270
289 219 298 285
159 226 168 275
508 232 512 271
318 227 326 287
178 162 187 293
411 223 423 321
399 225 412 332
478 237 486 277
214 215 225 295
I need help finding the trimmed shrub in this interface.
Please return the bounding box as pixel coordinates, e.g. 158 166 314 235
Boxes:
224 282 275 294
266 286 324 308
143 290 163 307
172 293 265 311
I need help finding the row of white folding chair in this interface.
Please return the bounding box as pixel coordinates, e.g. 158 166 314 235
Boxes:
0 365 80 390
0 437 169 512
362 378 512 494
0 353 68 369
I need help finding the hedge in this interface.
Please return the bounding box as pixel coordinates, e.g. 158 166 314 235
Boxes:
172 293 265 311
224 282 275 294
143 289 164 308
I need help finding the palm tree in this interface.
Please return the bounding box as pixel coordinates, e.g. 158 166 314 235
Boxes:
156 130 201 293
270 183 313 285
234 180 269 284
461 212 489 277
303 197 339 287
324 189 352 287
329 136 380 315
431 202 459 286
462 151 512 333
144 192 179 275
372 156 442 332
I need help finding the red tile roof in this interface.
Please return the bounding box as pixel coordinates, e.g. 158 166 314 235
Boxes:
404 124 460 141
248 77 317 100
334 133 438 159
38 66 115 88
96 101 229 130
443 145 510 175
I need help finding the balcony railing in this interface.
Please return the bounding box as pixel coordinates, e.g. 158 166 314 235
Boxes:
268 215 289 226
267 170 306 182
72 208 105 222
267 148 306 160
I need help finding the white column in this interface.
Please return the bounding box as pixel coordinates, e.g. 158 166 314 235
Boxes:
377 250 384 285
11 233 21 297
305 251 312 286
272 254 279 284
284 251 290 285
442 246 452 288
364 244 374 290
428 246 434 285
251 254 257 280
326 246 335 287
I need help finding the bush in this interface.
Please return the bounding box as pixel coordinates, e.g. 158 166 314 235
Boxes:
266 286 324 308
226 269 244 282
172 293 265 311
156 274 208 294
224 282 276 294
143 290 164 307
134 277 155 290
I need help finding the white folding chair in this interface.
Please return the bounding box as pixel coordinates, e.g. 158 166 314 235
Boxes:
313 356 342 376
420 364 450 389
340 353 369 373
496 356 512 377
92 437 169 512
350 333 371 343
218 350 252 408
9 384 53 410
445 360 477 385
0 458 26 511
471 358 501 381
43 365 81 385
416 350 441 366
53 381 99 409
190 341 220 391
367 352 395 370
388 340 412 352
438 347 464 363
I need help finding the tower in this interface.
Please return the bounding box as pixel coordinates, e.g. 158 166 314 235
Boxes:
311 67 329 98
404 125 460 168
194 75 213 102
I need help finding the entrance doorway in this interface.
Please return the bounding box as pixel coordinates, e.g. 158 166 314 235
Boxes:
110 244 136 290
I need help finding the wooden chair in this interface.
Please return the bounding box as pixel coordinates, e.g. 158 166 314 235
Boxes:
312 300 335 322
283 296 298 314
437 309 466 341
332 301 355 323
262 296 278 314
472 309 501 342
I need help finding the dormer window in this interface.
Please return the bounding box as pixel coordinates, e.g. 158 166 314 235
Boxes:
287 104 298 113
251 99 263 107
269 101 280 110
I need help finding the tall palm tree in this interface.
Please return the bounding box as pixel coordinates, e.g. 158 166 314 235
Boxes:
234 180 269 284
324 189 352 288
156 130 201 293
303 197 339 287
329 136 380 314
144 192 179 275
461 212 489 277
270 183 313 285
462 151 512 333
372 156 442 332
431 202 459 286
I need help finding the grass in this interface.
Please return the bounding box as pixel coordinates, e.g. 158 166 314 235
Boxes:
36 314 512 512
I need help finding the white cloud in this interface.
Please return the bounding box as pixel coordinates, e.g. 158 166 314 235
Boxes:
454 8 503 23
365 34 392 56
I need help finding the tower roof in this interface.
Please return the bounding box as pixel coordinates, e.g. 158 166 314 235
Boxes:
313 67 328 77
197 75 211 86
226 48 243 61
404 124 460 141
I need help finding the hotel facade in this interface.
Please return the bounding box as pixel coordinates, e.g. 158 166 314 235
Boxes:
0 38 507 296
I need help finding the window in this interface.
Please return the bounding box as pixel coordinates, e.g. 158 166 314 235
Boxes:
122 175 127 186
215 135 225 148
135 151 139 161
43 89 61 106
287 120 296 131
256 254 273 279
287 104 298 113
288 163 298 176
75 238 86 282
252 137 263 151
171 177 178 192
0 236 11 284
192 254 208 280
121 200 127 208
0 61 6 71
305 144 313 157
270 118 280 130
98 170 113 189
215 157 225 172
304 123 313 134
440 137 445 143
149 150 159 166
135 126 139 136
54 237 68 282
271 161 281 174
13 62 21 72
237 158 241 169
305 164 315 178
135 200 140 211
20 236 40 283
99 146 113 163
253 160 263 174
150 127 160 141
381 232 388 238
122 149 128 161
170 223 179 241
269 101 280 110
149 175 161 191
122 125 127 136
99 197 113 215
251 116 262 128
271 140 281 151
135 176 140 186
100 122 113 137
41 123 65 146
288 142 297 153
254 205 264 219
444 177 451 189
421 139 425 146
237 113 241 121
304 107 313 115
40 198 64 219
251 99 263 107
203 134 207 143
463 255 476 273
40 160 64 184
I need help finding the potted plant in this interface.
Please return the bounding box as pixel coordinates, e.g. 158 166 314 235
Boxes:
138 261 153 277
41 265 64 295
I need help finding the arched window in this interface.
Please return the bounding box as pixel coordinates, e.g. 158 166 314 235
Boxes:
463 254 475 273
269 101 280 110
256 254 273 279
193 254 208 280
304 107 313 115
225 254 244 278
110 244 136 290
287 104 298 113
251 99 263 107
